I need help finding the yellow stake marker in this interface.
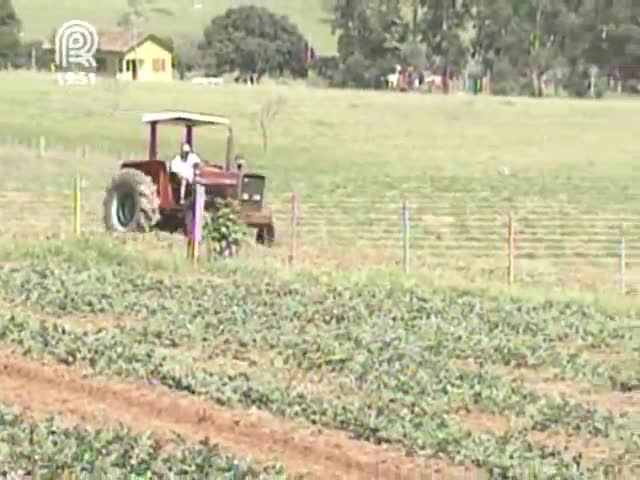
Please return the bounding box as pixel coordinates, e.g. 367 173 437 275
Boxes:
73 175 81 236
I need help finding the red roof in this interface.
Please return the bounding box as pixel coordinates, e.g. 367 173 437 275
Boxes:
97 30 173 53
97 30 138 52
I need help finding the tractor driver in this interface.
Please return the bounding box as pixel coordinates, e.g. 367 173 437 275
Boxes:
170 143 202 204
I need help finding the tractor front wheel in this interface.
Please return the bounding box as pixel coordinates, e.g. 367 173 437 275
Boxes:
256 223 275 246
103 168 160 233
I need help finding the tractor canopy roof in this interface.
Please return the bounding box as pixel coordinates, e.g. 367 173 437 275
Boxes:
142 111 231 128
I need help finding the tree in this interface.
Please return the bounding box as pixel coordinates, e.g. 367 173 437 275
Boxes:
323 0 639 96
468 0 640 97
174 35 202 79
199 6 308 78
575 0 640 93
411 0 471 91
325 0 409 87
326 0 475 89
0 0 21 68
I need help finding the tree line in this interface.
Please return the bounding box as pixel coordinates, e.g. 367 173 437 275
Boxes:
321 0 639 97
1 0 638 97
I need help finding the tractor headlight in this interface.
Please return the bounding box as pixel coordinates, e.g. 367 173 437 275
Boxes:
252 194 261 201
242 192 250 200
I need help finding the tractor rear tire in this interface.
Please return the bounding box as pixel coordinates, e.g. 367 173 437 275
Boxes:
103 168 160 233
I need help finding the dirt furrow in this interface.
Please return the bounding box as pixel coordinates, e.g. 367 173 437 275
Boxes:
455 411 630 468
0 350 473 480
499 367 640 415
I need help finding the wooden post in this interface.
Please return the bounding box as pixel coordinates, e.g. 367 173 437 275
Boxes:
186 237 192 260
402 200 410 273
619 224 626 293
507 211 515 285
190 183 205 263
288 192 298 266
72 175 81 236
38 136 46 158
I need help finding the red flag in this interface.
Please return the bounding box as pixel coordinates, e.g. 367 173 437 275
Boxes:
304 41 316 65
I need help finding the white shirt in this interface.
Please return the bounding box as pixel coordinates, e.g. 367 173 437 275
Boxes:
170 152 201 182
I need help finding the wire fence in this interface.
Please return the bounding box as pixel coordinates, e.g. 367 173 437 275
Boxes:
270 194 639 293
0 188 636 293
0 137 637 294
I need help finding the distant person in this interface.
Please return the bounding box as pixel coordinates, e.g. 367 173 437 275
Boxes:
234 153 245 172
170 143 202 204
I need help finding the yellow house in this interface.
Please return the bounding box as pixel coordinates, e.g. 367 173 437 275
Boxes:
94 31 174 82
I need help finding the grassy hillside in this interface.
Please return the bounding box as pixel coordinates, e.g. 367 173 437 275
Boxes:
13 0 337 54
0 70 638 292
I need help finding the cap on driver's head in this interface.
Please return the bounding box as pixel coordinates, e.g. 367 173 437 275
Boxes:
182 143 191 153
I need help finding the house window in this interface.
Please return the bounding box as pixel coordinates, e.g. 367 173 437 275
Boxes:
152 58 166 72
125 59 144 72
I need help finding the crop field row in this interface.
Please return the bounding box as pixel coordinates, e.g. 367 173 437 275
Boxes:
4 188 637 225
2 189 636 237
1 255 637 391
5 163 636 212
0 241 638 477
1 138 637 210
0 402 283 478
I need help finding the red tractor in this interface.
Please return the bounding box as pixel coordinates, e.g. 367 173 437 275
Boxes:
102 111 275 245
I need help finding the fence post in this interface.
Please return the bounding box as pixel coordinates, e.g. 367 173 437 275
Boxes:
288 192 298 266
402 199 410 273
507 211 515 285
619 224 626 293
38 136 46 158
72 175 81 236
82 145 89 160
189 183 205 263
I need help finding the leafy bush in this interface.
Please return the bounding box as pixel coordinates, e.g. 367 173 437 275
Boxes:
564 68 608 98
491 58 528 96
621 79 640 94
202 198 246 257
311 55 340 84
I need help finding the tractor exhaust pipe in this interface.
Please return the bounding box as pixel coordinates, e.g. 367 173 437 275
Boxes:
225 127 234 171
